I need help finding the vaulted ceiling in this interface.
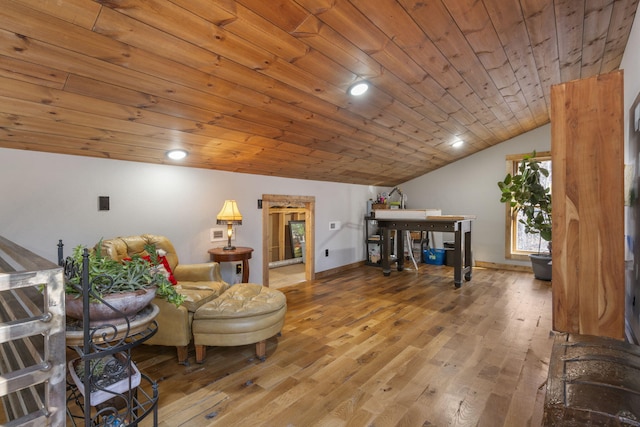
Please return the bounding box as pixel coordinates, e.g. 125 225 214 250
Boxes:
0 1 638 186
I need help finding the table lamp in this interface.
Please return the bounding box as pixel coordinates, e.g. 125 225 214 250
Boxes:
216 200 242 250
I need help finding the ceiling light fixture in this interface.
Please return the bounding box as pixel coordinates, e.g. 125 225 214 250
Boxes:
452 140 464 148
166 149 188 160
348 81 369 96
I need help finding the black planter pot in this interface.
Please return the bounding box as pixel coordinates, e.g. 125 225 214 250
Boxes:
530 253 552 281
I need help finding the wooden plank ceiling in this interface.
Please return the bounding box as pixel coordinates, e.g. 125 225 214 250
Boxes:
0 0 637 186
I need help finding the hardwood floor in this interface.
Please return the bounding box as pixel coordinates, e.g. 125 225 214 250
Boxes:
133 264 554 427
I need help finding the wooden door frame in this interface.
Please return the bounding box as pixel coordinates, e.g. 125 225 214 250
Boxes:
262 194 315 287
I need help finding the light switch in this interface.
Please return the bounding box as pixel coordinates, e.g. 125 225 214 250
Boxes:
98 196 110 211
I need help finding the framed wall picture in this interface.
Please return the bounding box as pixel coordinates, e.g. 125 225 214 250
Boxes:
289 220 305 258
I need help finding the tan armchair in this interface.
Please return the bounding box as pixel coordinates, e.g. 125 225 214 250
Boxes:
98 234 229 364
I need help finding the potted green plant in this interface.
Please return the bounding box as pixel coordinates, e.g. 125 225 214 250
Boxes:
497 151 552 280
64 242 185 322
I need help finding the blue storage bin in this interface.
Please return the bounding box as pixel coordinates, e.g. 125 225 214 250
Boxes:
423 248 445 265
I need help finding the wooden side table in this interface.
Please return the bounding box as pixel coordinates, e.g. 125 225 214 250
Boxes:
208 247 254 283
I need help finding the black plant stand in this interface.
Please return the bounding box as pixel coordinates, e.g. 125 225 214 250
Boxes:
62 247 159 427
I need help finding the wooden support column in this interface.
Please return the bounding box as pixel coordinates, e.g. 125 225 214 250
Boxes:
551 70 625 340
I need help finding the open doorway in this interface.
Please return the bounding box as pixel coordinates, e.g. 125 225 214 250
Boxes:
261 194 315 288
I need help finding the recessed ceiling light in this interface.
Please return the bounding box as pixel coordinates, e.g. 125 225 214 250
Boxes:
348 81 369 96
166 149 188 160
452 140 464 148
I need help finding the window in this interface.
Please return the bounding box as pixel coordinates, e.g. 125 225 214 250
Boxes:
503 151 551 260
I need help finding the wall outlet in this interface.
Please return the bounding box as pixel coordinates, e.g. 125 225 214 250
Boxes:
329 221 342 230
236 264 242 274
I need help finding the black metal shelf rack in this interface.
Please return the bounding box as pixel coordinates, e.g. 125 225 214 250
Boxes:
61 245 159 427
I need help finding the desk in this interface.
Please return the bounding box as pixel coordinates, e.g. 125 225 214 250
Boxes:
208 246 254 283
377 216 474 287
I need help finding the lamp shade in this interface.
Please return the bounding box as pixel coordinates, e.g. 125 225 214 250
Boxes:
216 200 243 224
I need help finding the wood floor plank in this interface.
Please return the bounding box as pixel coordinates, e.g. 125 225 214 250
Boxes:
117 264 554 427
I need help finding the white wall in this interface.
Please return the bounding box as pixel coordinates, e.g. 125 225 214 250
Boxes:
398 125 551 267
620 8 640 342
622 11 640 150
0 148 378 283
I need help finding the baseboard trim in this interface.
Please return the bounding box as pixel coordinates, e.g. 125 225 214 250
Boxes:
317 260 531 279
315 261 364 279
474 260 533 273
626 319 639 345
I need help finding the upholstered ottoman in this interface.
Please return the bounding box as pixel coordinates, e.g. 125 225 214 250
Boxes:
192 283 287 363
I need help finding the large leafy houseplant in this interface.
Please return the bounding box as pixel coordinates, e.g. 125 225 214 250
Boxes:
497 151 552 253
498 152 553 281
64 242 185 307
